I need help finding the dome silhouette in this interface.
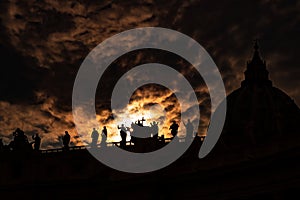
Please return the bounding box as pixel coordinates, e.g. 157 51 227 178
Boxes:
220 41 300 151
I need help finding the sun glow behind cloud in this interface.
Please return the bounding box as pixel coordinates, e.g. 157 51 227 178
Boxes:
74 85 184 146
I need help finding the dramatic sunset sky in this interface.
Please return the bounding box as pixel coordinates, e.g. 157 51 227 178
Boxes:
0 0 299 149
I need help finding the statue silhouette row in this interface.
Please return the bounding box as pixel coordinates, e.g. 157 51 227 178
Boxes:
0 118 196 152
0 128 68 152
90 118 195 149
0 128 41 152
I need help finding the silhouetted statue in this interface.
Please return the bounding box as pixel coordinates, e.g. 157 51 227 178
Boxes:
32 134 41 151
0 138 3 150
101 126 107 147
62 131 71 150
135 117 146 127
117 124 127 147
183 119 194 141
91 128 99 148
151 121 159 140
136 120 142 126
11 128 31 151
161 135 165 143
169 121 179 138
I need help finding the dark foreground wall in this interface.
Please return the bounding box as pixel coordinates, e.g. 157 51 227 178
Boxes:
0 139 299 200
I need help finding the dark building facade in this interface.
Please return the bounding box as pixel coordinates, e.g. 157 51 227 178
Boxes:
0 42 300 200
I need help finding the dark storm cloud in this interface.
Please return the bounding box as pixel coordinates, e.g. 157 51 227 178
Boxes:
0 0 299 147
165 0 300 102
